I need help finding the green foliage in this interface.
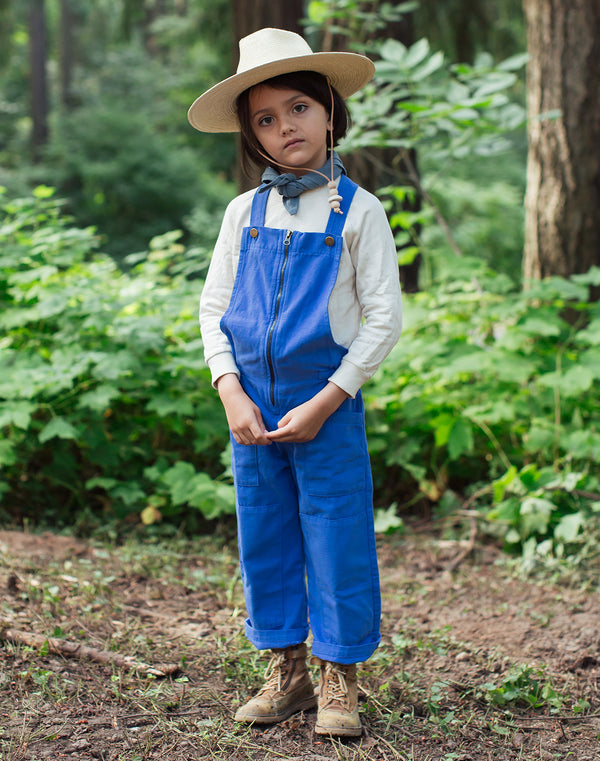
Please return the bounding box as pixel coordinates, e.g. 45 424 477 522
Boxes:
0 188 233 530
478 664 564 711
364 258 600 557
344 40 526 158
305 0 418 43
48 103 202 258
488 465 600 561
339 35 527 285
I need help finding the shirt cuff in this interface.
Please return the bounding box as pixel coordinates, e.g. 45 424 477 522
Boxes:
328 358 371 399
207 351 240 389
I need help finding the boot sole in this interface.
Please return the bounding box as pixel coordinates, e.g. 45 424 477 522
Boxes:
234 694 317 724
314 721 362 737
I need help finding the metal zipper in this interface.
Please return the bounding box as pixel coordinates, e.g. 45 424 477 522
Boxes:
266 229 292 406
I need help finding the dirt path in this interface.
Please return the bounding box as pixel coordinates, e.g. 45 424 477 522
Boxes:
0 528 598 760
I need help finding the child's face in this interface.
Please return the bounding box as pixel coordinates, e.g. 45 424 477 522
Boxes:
248 84 331 176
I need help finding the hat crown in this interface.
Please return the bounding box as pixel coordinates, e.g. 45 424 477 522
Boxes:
237 28 314 75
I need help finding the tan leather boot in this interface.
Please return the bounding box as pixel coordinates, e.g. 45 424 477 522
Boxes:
234 643 316 724
311 657 362 737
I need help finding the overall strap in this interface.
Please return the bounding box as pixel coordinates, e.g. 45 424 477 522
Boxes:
325 174 358 235
250 184 270 226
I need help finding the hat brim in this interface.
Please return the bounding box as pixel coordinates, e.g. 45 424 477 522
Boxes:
187 52 375 133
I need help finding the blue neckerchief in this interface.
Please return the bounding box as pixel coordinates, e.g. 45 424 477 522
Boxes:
258 151 346 215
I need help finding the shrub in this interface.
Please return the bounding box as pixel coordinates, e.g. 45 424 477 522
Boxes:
0 188 233 532
364 254 600 555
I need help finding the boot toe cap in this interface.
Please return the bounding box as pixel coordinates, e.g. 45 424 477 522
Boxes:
315 707 362 736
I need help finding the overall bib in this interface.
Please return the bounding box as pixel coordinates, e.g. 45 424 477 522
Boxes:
221 175 381 664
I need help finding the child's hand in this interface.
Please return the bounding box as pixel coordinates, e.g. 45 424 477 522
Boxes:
266 383 349 443
216 374 271 446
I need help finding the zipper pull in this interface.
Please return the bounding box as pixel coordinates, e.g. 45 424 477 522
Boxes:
284 229 293 246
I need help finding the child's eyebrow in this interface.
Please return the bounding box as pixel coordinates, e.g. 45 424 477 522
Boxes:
251 93 307 119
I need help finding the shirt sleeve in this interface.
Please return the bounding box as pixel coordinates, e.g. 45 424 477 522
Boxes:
328 192 403 398
199 200 241 387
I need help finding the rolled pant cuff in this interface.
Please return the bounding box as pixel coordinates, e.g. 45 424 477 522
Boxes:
311 636 380 665
245 620 309 650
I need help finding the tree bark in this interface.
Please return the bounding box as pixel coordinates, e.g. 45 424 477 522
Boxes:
28 0 49 161
232 0 303 43
522 0 600 282
59 0 75 108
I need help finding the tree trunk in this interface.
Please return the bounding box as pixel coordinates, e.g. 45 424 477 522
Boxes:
28 0 49 161
232 0 305 191
522 0 600 282
59 0 75 108
0 0 13 68
232 0 303 43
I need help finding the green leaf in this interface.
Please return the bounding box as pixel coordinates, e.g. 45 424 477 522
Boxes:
431 413 455 448
0 440 17 466
411 51 444 81
496 53 529 72
379 39 407 65
488 496 520 525
562 430 600 461
492 466 518 503
146 394 194 417
447 418 474 460
374 504 404 534
554 512 583 543
33 185 56 199
38 418 78 443
520 497 555 538
307 0 331 24
572 265 600 287
86 477 118 490
0 401 36 430
77 384 121 411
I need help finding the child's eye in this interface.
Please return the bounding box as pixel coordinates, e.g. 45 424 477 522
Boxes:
292 103 308 114
258 115 274 127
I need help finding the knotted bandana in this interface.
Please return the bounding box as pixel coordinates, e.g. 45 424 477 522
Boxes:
259 151 346 215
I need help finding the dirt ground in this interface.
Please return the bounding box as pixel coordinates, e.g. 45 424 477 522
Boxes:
1 525 599 761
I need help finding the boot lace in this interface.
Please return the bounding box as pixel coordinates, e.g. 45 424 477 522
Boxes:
322 663 349 707
257 651 288 694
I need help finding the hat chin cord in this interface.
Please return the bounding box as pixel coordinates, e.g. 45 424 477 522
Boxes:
252 78 343 214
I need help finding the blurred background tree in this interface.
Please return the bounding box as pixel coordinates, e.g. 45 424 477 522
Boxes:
2 0 237 258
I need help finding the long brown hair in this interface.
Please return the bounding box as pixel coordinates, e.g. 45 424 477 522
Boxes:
236 71 350 177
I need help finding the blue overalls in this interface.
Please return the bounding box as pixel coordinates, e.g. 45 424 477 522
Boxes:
221 175 381 664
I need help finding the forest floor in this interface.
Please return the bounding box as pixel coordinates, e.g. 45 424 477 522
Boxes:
1 523 599 761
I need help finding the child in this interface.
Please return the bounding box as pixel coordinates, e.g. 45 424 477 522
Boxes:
188 27 402 737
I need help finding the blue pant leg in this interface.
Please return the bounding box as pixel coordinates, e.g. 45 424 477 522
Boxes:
232 438 309 649
294 405 381 664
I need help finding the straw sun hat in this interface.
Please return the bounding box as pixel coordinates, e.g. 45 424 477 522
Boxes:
187 28 375 133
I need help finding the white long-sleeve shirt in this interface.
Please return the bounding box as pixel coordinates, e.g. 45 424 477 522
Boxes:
199 179 403 399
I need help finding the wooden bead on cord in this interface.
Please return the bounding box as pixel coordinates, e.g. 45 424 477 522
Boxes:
328 180 343 214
